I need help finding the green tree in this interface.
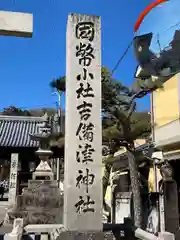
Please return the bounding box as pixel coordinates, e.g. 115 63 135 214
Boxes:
29 108 56 117
50 68 130 111
102 71 163 227
50 76 66 93
2 106 32 116
103 110 150 227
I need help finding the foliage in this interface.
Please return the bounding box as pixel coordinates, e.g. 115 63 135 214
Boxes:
1 106 58 117
101 68 155 227
101 67 131 114
29 108 56 117
50 68 151 152
102 75 151 155
50 76 66 93
49 68 151 149
102 112 150 147
2 106 32 116
50 67 132 112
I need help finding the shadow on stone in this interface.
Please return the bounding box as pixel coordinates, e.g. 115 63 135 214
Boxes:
57 231 115 240
8 180 63 225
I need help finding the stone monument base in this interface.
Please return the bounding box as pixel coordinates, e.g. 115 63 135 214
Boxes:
57 231 114 240
5 180 63 226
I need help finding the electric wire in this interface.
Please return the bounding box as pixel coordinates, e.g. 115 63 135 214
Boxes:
111 17 180 77
111 39 133 76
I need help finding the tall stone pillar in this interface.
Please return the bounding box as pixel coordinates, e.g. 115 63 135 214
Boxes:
62 13 104 239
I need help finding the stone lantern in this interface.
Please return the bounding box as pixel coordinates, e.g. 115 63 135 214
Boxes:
29 113 54 180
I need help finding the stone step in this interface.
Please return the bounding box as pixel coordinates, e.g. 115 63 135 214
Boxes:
0 225 12 234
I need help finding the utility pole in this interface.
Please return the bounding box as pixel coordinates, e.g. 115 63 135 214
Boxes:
150 90 158 192
52 91 62 188
150 90 165 233
52 91 62 133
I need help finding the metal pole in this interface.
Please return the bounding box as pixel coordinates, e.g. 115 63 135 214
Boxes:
150 92 158 192
151 91 162 233
150 92 155 145
58 92 61 133
53 91 61 132
60 94 64 134
57 93 61 187
52 91 63 133
56 158 60 187
52 91 62 187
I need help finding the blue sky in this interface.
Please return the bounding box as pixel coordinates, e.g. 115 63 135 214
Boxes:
0 0 179 112
139 0 180 52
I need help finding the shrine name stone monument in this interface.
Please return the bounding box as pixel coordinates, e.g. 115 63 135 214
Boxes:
61 13 104 240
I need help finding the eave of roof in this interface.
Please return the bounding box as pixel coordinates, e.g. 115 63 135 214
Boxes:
0 115 45 148
0 115 46 121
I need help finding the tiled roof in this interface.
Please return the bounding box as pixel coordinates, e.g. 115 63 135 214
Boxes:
0 115 45 147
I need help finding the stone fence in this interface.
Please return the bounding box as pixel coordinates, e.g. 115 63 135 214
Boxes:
1 218 176 240
135 228 175 240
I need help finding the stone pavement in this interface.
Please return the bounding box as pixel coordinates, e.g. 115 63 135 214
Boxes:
0 199 8 223
0 197 12 234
